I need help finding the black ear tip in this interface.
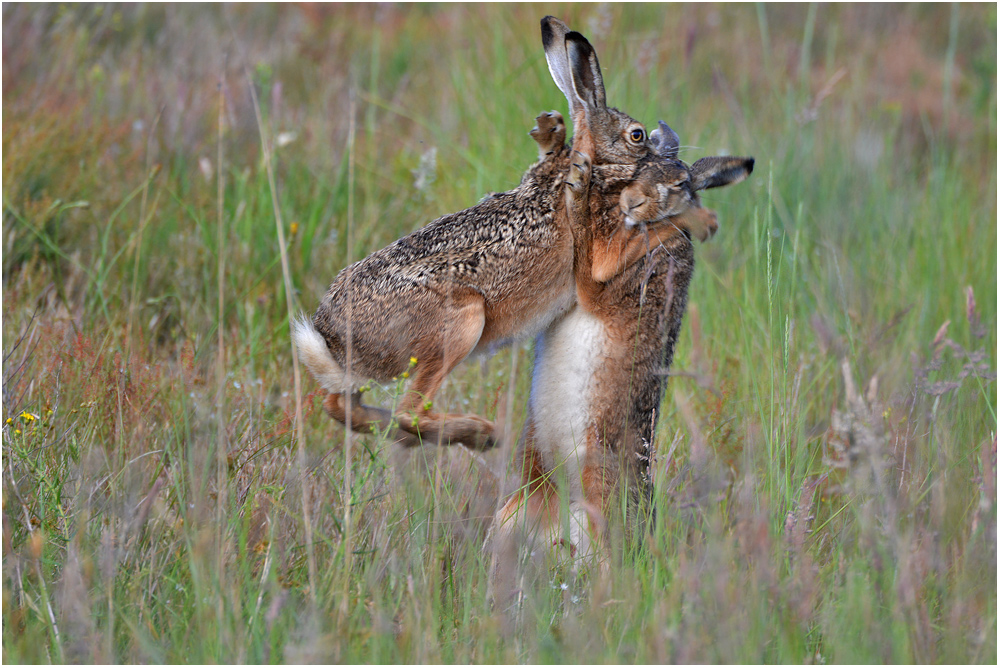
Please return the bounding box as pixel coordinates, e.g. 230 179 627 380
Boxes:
565 30 591 48
541 17 555 46
746 158 755 174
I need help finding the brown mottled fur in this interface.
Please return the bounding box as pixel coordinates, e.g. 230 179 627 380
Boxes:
488 128 753 596
295 17 668 450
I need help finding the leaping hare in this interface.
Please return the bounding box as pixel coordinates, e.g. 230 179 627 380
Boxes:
489 123 754 584
294 17 667 450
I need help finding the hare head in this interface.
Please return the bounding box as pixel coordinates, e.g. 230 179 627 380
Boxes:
541 16 652 165
619 121 755 241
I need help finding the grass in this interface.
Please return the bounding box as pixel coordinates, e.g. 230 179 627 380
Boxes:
2 3 996 663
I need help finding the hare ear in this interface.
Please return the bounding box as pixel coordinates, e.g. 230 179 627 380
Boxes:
690 156 755 191
650 121 681 159
565 31 607 114
541 16 583 119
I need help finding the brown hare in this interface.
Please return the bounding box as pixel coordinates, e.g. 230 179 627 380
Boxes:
294 17 669 450
488 123 754 586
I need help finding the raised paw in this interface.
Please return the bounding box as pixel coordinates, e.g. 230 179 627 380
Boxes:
697 215 719 242
529 110 566 158
680 207 719 243
566 149 592 192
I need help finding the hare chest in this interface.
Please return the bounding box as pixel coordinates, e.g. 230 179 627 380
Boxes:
529 306 608 496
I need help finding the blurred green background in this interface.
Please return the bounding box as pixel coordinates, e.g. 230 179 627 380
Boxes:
3 4 996 663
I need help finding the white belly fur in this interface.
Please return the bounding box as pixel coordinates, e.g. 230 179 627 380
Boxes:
529 306 607 497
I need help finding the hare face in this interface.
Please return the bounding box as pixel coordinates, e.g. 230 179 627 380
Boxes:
619 153 755 242
586 107 652 165
619 160 719 242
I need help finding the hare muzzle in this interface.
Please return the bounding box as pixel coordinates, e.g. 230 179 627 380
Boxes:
620 190 649 228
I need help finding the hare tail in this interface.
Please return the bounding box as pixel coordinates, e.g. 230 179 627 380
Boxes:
292 315 352 392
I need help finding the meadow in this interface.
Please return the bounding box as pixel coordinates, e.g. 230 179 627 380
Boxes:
2 3 996 663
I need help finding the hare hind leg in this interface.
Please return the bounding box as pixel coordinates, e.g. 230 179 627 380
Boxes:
323 392 421 447
394 290 498 450
487 439 562 607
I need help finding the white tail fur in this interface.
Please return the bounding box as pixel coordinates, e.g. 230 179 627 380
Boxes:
291 315 353 393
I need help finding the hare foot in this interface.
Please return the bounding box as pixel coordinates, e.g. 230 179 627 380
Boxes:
396 410 498 450
566 149 592 193
529 110 566 159
323 392 421 446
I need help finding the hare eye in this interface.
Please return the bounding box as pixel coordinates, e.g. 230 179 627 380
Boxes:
629 128 645 143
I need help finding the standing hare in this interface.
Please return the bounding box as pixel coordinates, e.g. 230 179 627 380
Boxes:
488 123 754 586
294 17 666 449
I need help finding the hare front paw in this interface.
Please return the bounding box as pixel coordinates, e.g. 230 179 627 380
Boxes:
694 215 719 242
530 111 566 158
566 149 592 193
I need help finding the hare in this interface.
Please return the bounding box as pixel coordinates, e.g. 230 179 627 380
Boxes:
294 17 665 450
488 124 754 583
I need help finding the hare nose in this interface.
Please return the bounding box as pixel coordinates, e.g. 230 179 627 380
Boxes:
620 192 646 227
620 191 646 215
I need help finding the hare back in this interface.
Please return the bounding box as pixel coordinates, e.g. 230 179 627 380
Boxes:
312 151 577 381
